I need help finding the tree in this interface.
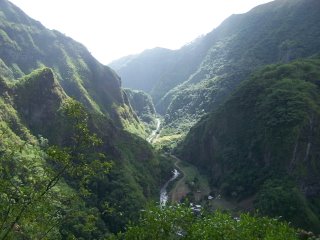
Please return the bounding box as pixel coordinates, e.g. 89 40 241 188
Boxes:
113 204 298 240
0 99 111 239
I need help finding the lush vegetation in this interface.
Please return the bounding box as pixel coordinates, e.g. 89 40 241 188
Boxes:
0 69 174 238
0 2 174 238
178 58 320 232
0 96 112 239
2 0 320 238
112 204 299 240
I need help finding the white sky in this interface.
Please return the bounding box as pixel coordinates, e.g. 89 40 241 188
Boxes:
9 0 273 64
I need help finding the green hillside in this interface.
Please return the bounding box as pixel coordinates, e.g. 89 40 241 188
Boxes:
2 0 320 238
0 67 174 239
0 1 173 238
178 58 320 232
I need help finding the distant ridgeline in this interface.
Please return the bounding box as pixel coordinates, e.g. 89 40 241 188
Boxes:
0 0 173 239
110 0 320 134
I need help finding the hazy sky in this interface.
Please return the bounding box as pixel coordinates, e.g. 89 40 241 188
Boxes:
9 0 273 64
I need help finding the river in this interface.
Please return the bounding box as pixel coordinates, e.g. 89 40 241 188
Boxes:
146 118 180 206
160 169 180 206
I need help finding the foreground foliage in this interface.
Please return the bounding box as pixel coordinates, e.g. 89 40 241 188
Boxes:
0 98 111 239
113 204 298 240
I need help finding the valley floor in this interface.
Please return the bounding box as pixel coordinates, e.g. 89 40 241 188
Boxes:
153 117 253 213
168 157 250 212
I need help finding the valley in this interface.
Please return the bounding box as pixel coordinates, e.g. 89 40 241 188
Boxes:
145 115 210 206
114 0 320 235
153 119 239 212
1 0 320 238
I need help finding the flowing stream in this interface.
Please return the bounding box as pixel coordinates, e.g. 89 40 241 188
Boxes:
146 117 180 206
160 169 180 206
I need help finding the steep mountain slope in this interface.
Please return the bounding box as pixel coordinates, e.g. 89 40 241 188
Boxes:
0 1 173 238
111 0 320 134
178 58 320 232
124 88 157 128
0 0 141 131
0 67 173 238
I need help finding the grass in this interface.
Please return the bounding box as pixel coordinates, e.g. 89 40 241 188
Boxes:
169 158 211 203
167 157 239 211
154 134 183 143
153 133 184 151
179 160 209 188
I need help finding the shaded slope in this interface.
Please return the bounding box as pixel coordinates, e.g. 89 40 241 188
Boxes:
124 88 156 125
178 58 320 232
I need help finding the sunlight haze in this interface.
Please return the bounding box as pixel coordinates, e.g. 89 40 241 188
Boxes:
9 0 273 64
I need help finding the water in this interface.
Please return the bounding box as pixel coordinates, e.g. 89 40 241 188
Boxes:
160 169 180 206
